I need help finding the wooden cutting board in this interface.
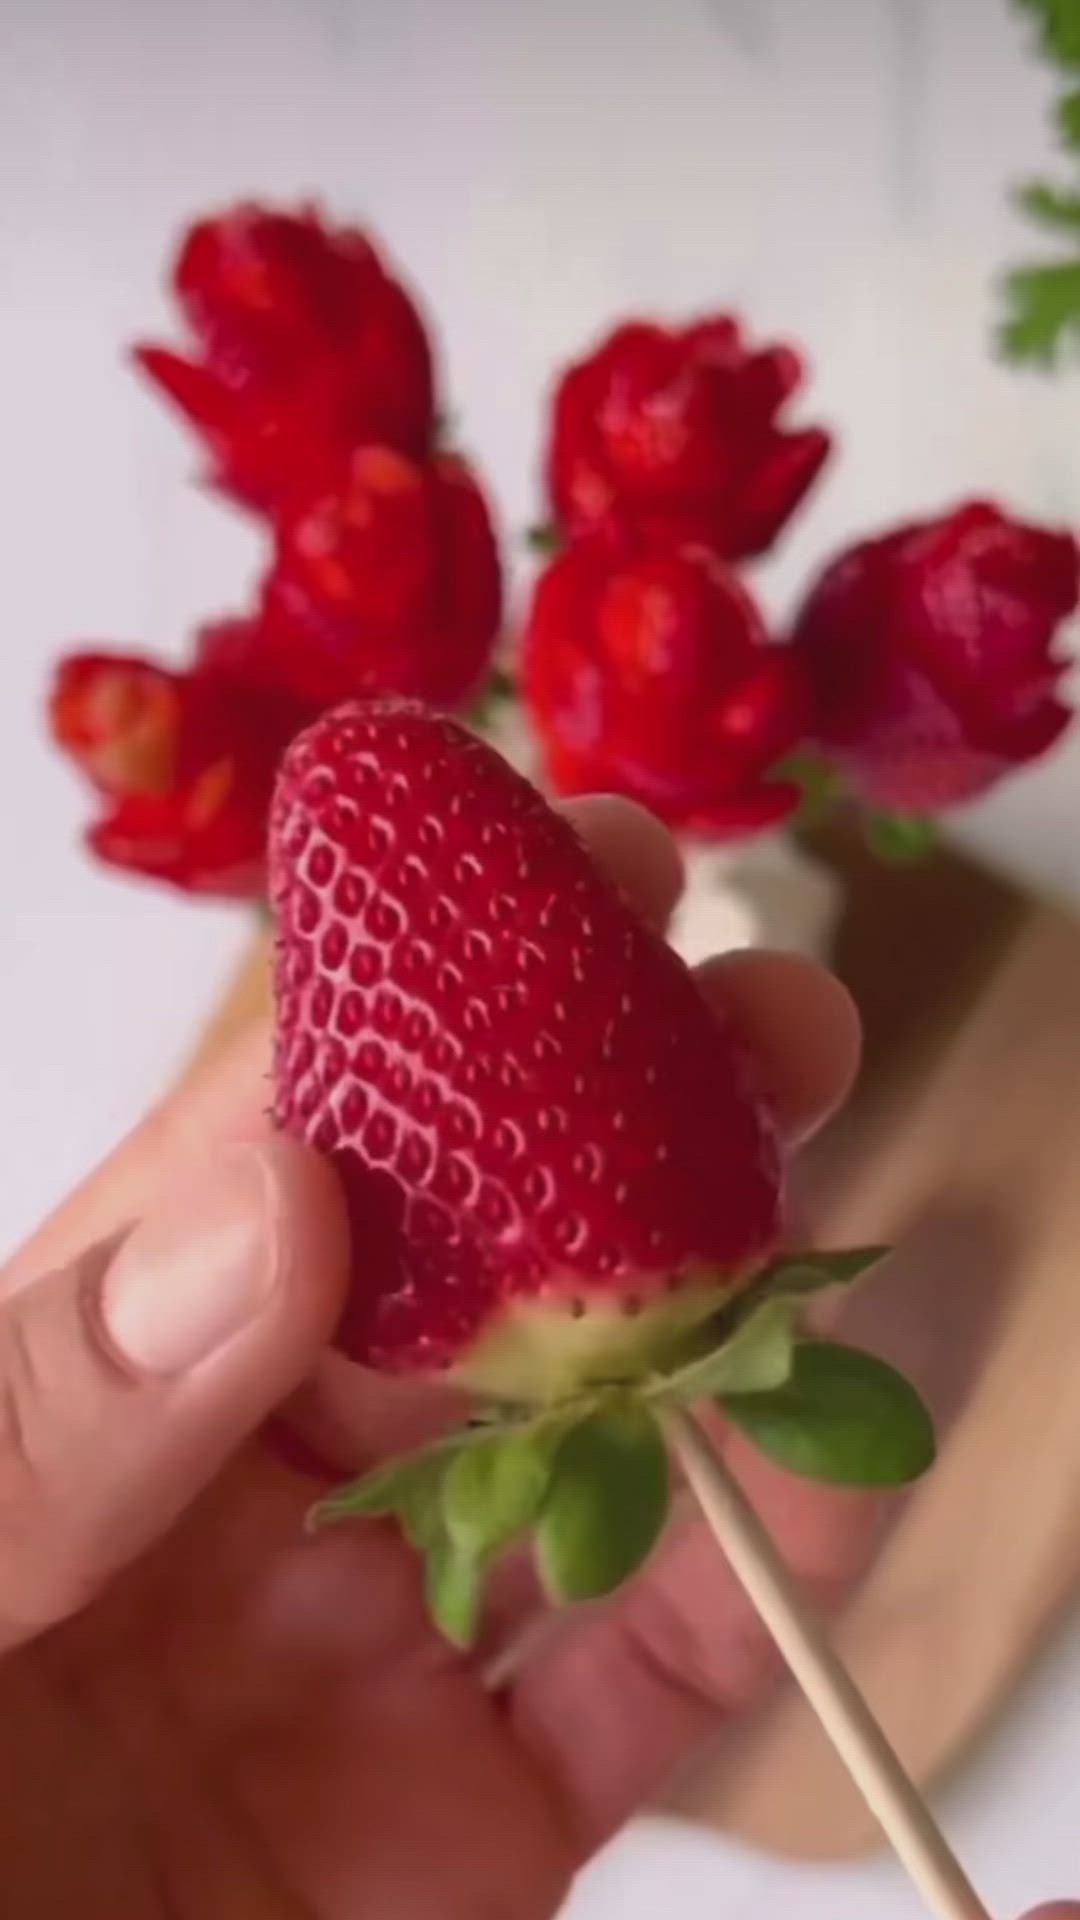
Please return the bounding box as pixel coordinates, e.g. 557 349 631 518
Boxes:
178 837 1080 1860
673 832 1080 1856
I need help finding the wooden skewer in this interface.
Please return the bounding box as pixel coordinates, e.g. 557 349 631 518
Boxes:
664 1407 991 1920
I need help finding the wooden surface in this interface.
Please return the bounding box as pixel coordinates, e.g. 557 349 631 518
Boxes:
673 834 1080 1857
179 838 1080 1863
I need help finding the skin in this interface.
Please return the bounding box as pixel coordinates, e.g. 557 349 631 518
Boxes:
0 796 1068 1919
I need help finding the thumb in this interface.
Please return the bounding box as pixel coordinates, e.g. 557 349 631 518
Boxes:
0 1138 347 1653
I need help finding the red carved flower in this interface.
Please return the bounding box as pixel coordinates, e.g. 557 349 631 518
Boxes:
522 539 806 835
205 445 503 711
793 501 1079 812
547 318 831 560
49 651 310 896
134 202 435 512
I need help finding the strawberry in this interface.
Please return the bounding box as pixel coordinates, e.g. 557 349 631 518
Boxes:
270 702 931 1642
271 700 780 1389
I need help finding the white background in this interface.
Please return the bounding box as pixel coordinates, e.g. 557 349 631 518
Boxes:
2 0 1079 1911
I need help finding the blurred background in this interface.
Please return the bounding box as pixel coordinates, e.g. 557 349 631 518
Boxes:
4 1 1080 1914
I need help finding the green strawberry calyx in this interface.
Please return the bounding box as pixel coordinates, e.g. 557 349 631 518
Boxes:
308 1246 934 1647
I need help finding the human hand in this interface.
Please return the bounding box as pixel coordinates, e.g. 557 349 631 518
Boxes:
0 795 892 1920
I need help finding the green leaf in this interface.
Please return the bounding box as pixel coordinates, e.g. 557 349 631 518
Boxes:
1056 85 1080 147
771 749 843 830
723 1341 936 1488
998 261 1080 366
863 809 939 865
1015 179 1080 231
308 1428 485 1539
308 1451 438 1529
424 1538 482 1647
464 663 518 732
537 1403 670 1602
650 1297 795 1405
526 521 561 557
1017 0 1080 71
309 1418 564 1650
443 1421 562 1560
755 1245 890 1300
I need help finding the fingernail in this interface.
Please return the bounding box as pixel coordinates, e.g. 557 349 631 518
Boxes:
101 1146 280 1374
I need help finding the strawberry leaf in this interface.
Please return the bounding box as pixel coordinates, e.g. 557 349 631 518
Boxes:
424 1537 482 1647
310 1443 473 1639
308 1452 438 1531
649 1297 795 1405
537 1402 669 1602
755 1245 890 1300
310 1424 545 1649
526 521 561 557
442 1419 564 1560
771 749 842 829
308 1427 489 1536
863 809 939 864
464 663 518 732
722 1341 935 1487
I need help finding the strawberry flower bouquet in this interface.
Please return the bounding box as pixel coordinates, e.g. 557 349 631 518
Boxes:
49 199 1080 928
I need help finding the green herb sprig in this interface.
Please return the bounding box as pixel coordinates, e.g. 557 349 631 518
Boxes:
1000 0 1080 366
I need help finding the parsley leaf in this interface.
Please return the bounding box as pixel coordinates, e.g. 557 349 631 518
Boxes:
1000 3 1080 365
999 260 1080 364
1056 84 1080 147
1017 0 1080 71
1015 179 1080 229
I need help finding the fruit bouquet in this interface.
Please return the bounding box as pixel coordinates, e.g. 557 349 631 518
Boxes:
50 203 1080 968
45 201 1078 1918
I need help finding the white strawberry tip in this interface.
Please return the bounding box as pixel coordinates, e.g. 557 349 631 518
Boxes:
308 1244 937 1650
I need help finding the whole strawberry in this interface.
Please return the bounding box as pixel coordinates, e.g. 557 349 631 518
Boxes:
271 700 780 1396
522 539 805 836
135 201 435 514
271 702 930 1641
546 317 831 560
793 501 1079 814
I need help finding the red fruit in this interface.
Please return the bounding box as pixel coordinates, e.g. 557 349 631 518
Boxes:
50 650 309 898
134 201 435 513
548 317 831 560
522 539 806 836
792 501 1079 812
254 445 502 710
270 701 781 1402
